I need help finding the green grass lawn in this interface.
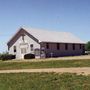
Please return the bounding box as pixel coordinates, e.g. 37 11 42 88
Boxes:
0 73 89 90
0 59 90 70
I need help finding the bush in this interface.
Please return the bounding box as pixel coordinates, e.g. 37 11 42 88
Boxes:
0 53 15 61
85 41 90 51
24 53 35 59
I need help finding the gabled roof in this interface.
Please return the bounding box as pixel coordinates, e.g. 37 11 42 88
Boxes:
7 27 85 45
23 27 85 44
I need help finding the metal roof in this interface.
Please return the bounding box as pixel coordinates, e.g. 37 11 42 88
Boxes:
23 27 85 44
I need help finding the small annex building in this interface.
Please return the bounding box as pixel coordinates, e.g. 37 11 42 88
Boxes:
7 27 85 59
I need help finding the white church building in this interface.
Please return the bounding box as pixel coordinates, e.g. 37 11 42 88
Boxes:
7 27 85 59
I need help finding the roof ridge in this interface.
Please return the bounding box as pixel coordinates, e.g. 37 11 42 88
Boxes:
22 27 70 33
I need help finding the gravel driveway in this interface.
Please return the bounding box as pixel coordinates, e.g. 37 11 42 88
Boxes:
0 67 90 75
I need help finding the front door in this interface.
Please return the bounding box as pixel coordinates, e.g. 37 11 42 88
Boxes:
21 54 24 59
19 42 28 59
21 48 27 59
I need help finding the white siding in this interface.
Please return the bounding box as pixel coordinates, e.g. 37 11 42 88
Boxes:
9 34 40 59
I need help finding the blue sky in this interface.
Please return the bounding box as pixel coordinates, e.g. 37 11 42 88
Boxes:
0 0 90 52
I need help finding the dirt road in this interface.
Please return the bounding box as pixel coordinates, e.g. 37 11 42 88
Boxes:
0 67 90 75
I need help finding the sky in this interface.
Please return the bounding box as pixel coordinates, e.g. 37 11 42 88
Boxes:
0 0 90 52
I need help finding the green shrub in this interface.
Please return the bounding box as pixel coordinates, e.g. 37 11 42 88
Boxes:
0 53 15 61
85 41 90 51
24 53 35 59
88 51 90 54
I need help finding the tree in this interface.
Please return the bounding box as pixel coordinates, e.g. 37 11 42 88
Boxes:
85 41 90 51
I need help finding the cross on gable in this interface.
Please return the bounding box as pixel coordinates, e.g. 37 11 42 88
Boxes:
21 33 25 42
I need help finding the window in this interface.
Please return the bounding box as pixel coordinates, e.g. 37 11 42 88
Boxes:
21 48 26 54
30 44 34 51
82 45 85 51
57 43 60 50
73 44 75 50
65 43 68 50
80 44 82 49
13 46 16 52
46 43 49 49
